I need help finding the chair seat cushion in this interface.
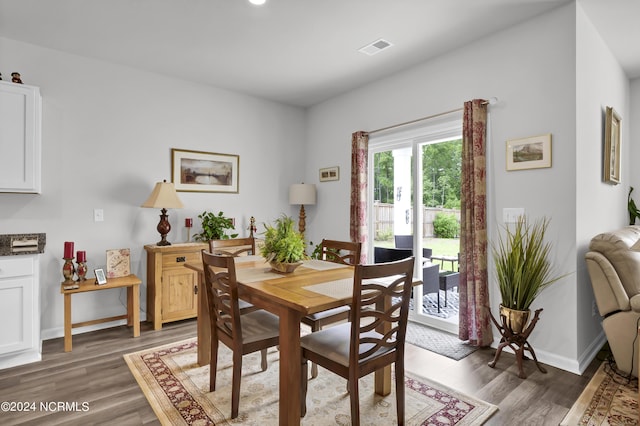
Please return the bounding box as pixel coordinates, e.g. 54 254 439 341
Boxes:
300 323 394 367
237 310 280 344
305 305 350 321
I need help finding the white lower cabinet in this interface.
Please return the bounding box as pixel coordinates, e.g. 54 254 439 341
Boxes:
0 255 40 369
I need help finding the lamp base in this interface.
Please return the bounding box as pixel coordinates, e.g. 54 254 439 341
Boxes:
298 205 306 237
156 208 172 246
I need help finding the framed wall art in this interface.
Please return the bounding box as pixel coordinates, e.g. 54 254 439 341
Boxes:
604 106 621 184
172 148 239 193
319 166 340 182
506 133 552 171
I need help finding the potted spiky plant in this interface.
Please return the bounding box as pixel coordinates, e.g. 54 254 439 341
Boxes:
492 216 563 333
260 215 306 273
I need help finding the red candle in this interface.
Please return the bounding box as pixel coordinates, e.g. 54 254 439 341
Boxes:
77 250 86 262
185 218 193 228
64 241 74 259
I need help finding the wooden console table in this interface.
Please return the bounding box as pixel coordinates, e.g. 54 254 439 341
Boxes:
60 274 141 352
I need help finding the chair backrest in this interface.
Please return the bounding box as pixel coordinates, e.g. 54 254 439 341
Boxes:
320 239 362 265
373 246 412 264
201 250 242 345
209 237 256 257
393 234 433 260
394 235 413 249
349 256 415 368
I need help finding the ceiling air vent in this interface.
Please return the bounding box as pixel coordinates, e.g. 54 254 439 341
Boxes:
358 38 393 56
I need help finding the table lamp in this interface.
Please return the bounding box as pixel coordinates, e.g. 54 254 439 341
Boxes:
289 183 316 237
141 180 184 246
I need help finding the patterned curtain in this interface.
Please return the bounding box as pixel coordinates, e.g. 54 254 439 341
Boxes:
350 131 369 264
458 99 492 346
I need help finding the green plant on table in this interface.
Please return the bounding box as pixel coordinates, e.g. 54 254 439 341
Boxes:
260 215 306 263
492 216 564 311
193 211 238 242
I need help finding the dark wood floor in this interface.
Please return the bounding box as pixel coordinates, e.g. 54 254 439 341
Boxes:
0 319 599 425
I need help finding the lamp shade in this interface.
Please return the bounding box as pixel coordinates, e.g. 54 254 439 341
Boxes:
289 183 316 205
141 180 184 209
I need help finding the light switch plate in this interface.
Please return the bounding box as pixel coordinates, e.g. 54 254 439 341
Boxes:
503 208 524 223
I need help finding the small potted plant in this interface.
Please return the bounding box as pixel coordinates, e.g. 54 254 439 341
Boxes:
260 215 306 273
193 211 238 242
492 216 563 333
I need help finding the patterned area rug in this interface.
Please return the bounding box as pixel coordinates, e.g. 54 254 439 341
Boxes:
405 322 479 361
125 338 497 425
410 290 459 319
560 362 638 425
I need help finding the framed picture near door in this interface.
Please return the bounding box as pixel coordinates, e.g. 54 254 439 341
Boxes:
604 106 621 184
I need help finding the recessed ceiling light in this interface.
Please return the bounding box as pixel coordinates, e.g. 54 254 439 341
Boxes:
358 39 393 56
249 0 266 5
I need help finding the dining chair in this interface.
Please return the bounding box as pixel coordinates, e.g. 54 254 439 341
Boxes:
201 250 280 419
300 256 415 425
209 237 257 313
208 237 256 256
301 239 361 378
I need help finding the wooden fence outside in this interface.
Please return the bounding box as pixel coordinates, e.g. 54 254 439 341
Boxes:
373 203 460 239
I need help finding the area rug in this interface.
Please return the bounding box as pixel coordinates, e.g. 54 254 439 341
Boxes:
409 290 459 319
422 290 459 319
124 338 497 425
406 322 479 361
560 362 638 425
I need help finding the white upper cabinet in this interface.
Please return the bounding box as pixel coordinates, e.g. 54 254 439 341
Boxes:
0 81 42 193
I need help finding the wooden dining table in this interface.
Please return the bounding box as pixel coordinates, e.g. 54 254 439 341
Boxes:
185 256 396 426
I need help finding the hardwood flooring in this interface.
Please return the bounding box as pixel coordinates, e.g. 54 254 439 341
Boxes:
0 319 599 425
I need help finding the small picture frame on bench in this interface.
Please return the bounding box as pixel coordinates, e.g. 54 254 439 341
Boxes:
94 268 107 285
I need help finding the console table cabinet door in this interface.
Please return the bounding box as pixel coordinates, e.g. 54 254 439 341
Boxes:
0 81 42 193
161 267 198 322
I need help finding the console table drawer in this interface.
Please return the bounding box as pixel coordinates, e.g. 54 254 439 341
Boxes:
162 251 202 268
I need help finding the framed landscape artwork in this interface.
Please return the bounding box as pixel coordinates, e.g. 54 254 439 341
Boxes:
172 149 239 193
604 106 621 184
506 134 552 171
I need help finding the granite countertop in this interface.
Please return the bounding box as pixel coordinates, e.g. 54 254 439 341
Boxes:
0 233 46 256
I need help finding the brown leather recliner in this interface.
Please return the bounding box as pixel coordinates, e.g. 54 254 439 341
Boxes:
585 225 640 377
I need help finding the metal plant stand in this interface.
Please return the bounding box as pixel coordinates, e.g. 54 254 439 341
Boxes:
488 308 547 379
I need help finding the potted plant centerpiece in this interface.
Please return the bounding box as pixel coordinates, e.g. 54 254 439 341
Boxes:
492 216 563 334
193 211 238 242
260 215 306 273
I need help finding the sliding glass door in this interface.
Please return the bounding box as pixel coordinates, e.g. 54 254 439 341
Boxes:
368 114 461 332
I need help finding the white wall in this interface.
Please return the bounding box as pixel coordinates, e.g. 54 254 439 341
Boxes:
306 4 585 372
0 36 306 339
631 78 640 189
575 3 631 369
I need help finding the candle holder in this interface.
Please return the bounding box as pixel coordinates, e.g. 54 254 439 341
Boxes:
185 217 193 242
248 216 257 238
62 257 76 284
76 260 87 281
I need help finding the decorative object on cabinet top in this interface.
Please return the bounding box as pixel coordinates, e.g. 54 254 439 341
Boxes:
0 233 46 256
11 72 23 84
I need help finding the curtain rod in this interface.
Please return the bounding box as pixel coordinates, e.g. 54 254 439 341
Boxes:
368 97 496 136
